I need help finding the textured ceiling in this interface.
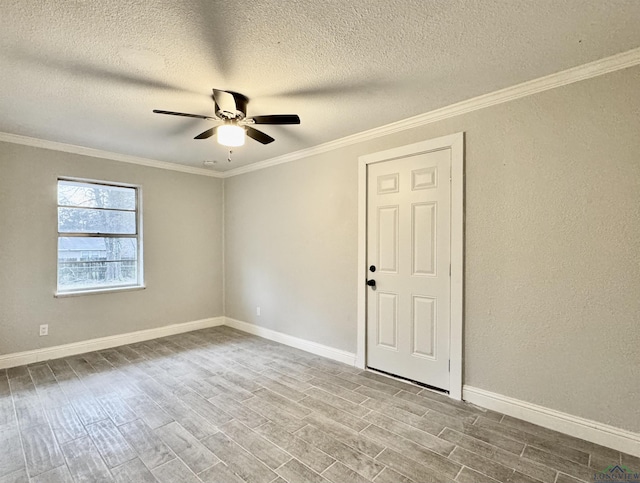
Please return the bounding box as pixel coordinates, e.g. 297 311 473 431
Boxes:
1 1 639 172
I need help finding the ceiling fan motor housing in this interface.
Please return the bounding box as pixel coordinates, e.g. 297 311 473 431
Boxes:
217 91 248 120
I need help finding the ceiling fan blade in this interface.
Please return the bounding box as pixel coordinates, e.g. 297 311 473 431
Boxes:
246 126 275 145
153 110 214 121
212 89 237 114
251 114 300 125
194 127 217 139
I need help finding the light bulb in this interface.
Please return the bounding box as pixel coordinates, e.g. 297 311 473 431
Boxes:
217 124 245 147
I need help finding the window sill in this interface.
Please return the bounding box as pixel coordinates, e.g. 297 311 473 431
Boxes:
55 285 146 298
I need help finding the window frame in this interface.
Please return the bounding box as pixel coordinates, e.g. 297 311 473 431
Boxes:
55 177 144 297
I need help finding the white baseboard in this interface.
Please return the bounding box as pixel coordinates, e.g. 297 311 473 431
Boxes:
224 317 357 366
0 317 225 370
463 385 640 457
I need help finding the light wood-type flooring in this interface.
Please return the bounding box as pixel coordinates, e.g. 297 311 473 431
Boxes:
1 326 637 482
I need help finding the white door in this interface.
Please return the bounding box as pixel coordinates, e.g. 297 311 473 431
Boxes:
366 148 451 390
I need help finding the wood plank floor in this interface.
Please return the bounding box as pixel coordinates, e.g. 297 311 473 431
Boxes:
0 326 637 482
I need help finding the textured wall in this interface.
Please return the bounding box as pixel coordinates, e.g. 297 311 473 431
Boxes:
0 143 224 354
224 66 640 432
225 153 359 350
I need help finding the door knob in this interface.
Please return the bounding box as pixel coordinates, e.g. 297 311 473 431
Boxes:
367 279 376 287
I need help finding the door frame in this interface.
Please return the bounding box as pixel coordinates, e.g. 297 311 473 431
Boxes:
356 132 464 400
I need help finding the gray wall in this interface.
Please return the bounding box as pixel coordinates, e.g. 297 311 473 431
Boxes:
225 66 640 432
0 143 224 354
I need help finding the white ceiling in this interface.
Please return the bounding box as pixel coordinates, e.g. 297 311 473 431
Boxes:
1 1 639 172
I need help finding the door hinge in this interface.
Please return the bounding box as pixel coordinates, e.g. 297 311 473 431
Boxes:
448 360 450 372
449 264 451 276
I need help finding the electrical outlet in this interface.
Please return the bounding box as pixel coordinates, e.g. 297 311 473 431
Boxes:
256 306 261 316
39 324 48 336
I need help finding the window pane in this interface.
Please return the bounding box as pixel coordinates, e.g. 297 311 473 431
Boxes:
57 237 137 291
58 180 136 210
58 207 136 234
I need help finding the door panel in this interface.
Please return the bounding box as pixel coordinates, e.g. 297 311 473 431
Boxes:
366 148 451 390
412 202 436 276
411 167 437 190
377 173 399 194
377 206 399 273
412 295 436 358
376 292 398 350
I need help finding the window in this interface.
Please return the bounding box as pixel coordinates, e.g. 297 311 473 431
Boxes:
57 178 143 295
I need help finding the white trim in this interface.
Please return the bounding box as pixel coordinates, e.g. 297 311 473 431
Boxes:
357 133 465 400
0 132 223 178
54 285 146 298
463 385 640 457
222 46 640 178
222 180 226 316
224 317 357 366
0 317 225 370
356 158 367 370
449 134 464 401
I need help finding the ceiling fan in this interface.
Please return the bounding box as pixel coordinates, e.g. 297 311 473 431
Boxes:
153 89 300 147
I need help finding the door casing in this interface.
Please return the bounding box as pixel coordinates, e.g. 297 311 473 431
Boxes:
357 132 464 400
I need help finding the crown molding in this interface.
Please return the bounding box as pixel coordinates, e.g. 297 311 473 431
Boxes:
222 46 640 178
0 132 224 178
2 46 639 180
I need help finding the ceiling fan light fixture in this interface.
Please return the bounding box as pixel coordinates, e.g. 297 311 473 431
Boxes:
217 124 245 147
